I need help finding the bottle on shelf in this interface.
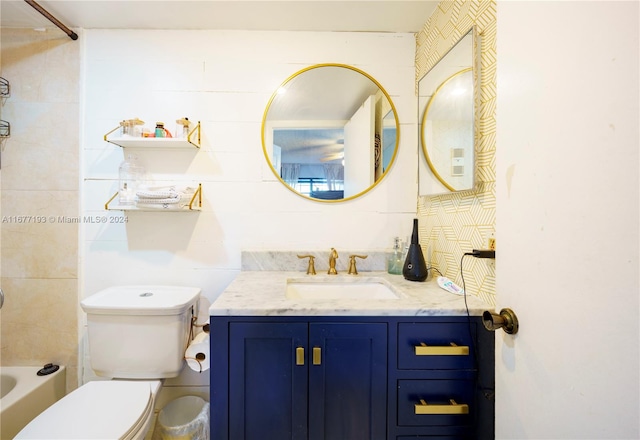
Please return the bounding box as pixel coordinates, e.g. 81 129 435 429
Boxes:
118 154 145 206
155 122 166 138
121 118 143 137
176 117 190 139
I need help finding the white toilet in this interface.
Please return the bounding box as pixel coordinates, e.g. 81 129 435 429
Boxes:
15 285 202 440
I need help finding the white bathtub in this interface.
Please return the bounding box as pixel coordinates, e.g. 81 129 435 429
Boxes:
0 366 66 439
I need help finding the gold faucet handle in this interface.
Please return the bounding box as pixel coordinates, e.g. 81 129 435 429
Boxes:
347 254 368 275
297 254 317 275
327 248 339 275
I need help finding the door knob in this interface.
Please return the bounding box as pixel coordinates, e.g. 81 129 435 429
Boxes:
482 308 519 334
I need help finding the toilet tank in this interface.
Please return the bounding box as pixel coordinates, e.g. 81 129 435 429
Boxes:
80 285 201 379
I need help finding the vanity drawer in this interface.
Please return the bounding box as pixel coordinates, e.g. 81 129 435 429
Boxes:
397 322 475 370
397 379 474 427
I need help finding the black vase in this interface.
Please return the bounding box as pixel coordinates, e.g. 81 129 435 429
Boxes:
403 219 428 282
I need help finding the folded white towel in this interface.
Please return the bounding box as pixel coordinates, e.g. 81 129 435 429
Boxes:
135 190 180 199
136 196 182 204
135 185 196 199
133 185 197 209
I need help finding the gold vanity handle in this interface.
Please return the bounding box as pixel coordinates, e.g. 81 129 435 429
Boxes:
312 347 322 365
414 342 469 356
296 347 305 365
414 399 469 415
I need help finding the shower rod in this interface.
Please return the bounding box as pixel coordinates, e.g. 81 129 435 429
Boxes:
24 0 78 41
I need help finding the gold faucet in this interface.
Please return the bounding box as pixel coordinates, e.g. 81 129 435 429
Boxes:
347 254 368 275
297 254 316 275
328 248 339 274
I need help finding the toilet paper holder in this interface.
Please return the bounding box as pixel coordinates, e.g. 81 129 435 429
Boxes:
482 308 519 334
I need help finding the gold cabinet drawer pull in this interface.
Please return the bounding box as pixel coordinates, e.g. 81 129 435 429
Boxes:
414 399 469 415
296 347 304 365
312 347 322 365
414 342 469 356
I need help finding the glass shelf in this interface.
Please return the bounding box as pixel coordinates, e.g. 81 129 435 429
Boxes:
104 121 201 149
105 183 202 211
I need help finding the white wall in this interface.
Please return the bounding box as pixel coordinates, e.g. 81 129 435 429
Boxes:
496 1 639 438
80 30 417 387
82 30 418 302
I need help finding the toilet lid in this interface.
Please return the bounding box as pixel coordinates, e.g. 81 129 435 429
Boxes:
15 381 153 440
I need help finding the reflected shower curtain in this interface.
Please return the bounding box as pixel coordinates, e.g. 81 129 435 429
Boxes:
323 163 342 190
281 163 301 187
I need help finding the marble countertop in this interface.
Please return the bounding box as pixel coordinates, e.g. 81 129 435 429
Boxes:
209 271 493 317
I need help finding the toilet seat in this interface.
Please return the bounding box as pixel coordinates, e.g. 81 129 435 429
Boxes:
15 380 155 440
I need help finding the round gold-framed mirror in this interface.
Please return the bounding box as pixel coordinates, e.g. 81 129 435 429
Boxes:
421 67 474 192
261 63 399 202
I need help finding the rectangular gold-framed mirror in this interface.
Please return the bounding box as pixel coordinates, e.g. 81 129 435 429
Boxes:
418 28 480 195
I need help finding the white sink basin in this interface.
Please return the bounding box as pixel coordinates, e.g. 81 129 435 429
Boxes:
285 277 401 300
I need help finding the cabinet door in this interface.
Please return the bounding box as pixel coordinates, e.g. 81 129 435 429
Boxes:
308 323 387 440
229 322 308 440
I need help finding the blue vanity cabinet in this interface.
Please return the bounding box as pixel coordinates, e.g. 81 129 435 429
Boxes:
210 315 494 440
210 317 387 440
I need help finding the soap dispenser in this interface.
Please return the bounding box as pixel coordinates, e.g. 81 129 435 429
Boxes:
387 236 404 275
402 218 428 282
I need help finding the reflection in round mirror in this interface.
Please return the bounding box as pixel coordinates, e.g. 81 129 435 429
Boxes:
421 68 474 192
262 64 399 202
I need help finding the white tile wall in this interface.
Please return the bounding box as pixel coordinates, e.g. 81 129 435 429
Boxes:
1 28 81 392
